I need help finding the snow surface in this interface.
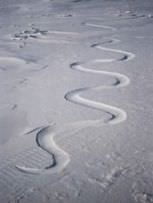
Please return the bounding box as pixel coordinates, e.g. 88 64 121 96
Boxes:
0 0 153 202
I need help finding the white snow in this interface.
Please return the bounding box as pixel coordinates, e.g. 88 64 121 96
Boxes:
0 0 153 202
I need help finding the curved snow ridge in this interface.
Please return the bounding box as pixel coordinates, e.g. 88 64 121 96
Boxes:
37 31 80 44
16 33 135 175
65 37 135 126
16 124 70 174
91 43 135 62
0 56 27 71
47 31 80 35
30 31 81 45
12 27 80 45
82 22 117 31
91 13 147 22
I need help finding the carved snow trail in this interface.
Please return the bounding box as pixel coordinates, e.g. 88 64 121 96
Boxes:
65 40 135 125
16 124 70 174
16 24 135 175
82 23 117 31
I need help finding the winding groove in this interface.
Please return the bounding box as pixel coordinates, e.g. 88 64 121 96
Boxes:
16 24 135 175
82 22 117 31
65 38 135 125
0 56 27 70
16 124 70 174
